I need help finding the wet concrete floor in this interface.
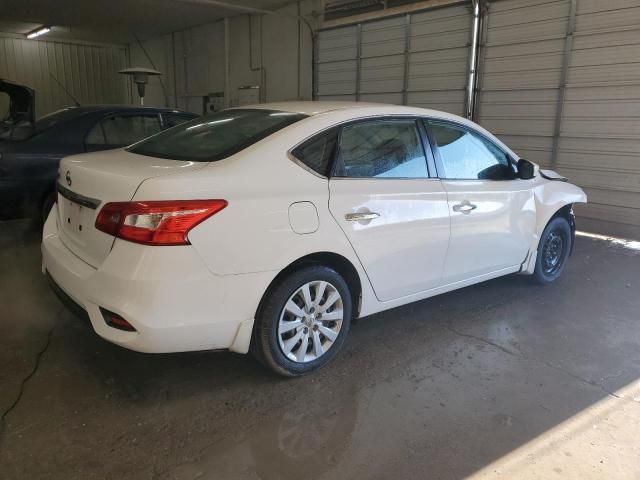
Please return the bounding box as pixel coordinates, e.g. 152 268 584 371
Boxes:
1 220 639 479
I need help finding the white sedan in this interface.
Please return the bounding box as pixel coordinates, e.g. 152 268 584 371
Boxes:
42 102 587 376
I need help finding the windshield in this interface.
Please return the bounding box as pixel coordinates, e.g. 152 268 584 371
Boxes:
128 109 306 162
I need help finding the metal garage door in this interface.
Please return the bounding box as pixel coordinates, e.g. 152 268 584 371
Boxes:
316 2 472 116
477 0 640 230
476 0 571 168
558 0 640 228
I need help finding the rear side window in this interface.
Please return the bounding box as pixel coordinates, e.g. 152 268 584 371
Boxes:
291 128 338 176
129 109 307 162
102 114 162 146
334 119 428 178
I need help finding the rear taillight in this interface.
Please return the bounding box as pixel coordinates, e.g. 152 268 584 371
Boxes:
95 199 227 246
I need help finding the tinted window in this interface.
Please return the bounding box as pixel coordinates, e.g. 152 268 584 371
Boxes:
163 113 193 129
334 120 428 178
85 122 106 146
102 114 162 146
34 108 87 132
291 128 338 176
430 122 515 180
129 109 306 162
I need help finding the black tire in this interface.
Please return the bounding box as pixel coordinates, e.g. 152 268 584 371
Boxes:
252 265 352 377
533 216 572 285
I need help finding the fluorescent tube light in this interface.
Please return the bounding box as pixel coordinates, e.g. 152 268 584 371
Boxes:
26 26 51 39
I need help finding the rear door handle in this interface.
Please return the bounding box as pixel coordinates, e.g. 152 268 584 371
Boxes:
452 202 477 214
345 212 380 222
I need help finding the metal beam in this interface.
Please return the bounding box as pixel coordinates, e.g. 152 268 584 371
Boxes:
551 0 577 168
321 0 465 29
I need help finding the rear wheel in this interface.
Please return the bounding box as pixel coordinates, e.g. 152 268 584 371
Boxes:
252 266 352 376
533 216 572 284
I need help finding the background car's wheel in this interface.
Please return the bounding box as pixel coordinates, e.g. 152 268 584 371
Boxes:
41 191 56 226
252 265 352 377
533 216 572 285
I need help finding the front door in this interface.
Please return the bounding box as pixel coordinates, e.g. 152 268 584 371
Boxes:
427 120 535 284
329 118 450 302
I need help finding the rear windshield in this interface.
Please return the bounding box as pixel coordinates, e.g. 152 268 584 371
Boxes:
35 108 87 132
128 109 307 162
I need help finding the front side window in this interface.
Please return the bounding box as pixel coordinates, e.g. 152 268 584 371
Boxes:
334 119 428 178
291 128 338 176
129 109 307 162
429 121 515 180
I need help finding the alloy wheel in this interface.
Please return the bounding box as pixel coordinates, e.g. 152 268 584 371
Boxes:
277 281 344 363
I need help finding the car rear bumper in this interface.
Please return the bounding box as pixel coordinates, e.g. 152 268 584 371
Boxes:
42 204 274 354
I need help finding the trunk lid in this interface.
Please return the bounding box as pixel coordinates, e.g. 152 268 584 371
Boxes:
56 149 208 267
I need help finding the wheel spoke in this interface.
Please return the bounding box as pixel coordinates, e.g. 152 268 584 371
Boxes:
320 309 343 322
284 299 305 318
312 330 324 358
301 283 313 311
296 333 309 362
320 291 340 312
313 281 328 307
317 325 338 342
282 329 304 355
279 319 302 334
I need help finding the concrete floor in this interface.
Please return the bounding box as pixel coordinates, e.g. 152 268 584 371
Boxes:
1 220 639 480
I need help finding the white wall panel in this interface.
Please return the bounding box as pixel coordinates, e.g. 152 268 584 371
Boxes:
0 34 128 118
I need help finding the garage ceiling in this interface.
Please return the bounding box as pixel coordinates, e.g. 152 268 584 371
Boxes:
0 0 296 44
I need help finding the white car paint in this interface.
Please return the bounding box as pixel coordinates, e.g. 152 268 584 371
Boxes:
42 102 587 356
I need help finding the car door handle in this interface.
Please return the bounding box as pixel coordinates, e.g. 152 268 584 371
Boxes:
345 212 380 222
452 202 477 214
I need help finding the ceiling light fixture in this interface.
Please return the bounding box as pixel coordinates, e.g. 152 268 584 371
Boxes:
26 26 51 39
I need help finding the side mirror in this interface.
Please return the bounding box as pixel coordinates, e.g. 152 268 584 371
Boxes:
517 158 535 180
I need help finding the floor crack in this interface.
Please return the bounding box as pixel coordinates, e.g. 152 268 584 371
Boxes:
440 321 627 402
0 310 60 436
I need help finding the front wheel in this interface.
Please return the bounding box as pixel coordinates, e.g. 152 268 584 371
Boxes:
533 216 572 285
252 266 352 376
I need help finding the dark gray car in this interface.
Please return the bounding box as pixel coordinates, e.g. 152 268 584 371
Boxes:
0 79 197 221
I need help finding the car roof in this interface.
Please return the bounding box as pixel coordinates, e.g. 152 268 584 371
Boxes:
49 105 195 115
237 101 460 118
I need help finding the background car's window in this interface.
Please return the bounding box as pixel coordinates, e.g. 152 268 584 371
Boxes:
85 122 106 146
129 109 306 162
430 122 515 180
163 113 193 129
334 120 428 178
101 114 162 146
291 128 338 176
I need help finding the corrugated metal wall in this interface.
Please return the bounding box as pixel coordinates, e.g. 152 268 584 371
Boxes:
476 0 570 168
316 2 471 116
477 0 640 229
0 35 129 118
558 0 640 227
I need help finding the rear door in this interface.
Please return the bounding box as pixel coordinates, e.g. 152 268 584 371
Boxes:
328 118 450 302
426 119 535 284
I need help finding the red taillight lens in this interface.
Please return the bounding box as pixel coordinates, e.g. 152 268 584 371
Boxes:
95 199 227 246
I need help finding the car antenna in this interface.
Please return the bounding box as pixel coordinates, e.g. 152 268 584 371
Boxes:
49 72 80 107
